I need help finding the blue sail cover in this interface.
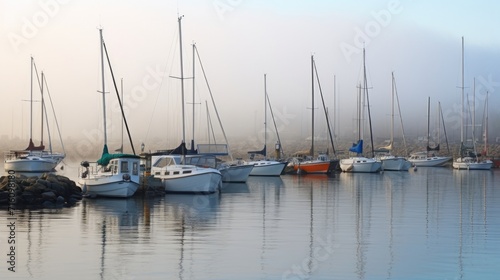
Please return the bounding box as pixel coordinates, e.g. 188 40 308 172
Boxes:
349 140 363 154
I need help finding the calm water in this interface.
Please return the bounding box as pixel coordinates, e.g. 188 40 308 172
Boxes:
1 167 500 279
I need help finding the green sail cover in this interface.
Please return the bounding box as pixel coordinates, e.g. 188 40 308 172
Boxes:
96 144 139 166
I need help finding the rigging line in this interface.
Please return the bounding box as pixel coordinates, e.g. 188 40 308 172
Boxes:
102 40 136 155
32 60 45 146
439 102 450 155
194 45 233 161
392 73 408 155
42 73 66 154
144 25 179 145
265 87 284 159
313 59 336 156
363 48 375 158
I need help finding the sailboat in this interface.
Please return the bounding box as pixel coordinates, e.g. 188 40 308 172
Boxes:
4 57 65 173
453 38 492 170
377 72 411 171
291 55 338 175
407 97 452 167
247 74 287 176
339 48 382 173
151 16 222 193
77 28 141 198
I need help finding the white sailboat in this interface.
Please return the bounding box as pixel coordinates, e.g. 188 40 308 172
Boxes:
77 28 140 198
247 74 287 176
453 38 492 170
152 16 222 193
4 57 65 173
407 97 452 167
378 72 411 171
340 48 382 173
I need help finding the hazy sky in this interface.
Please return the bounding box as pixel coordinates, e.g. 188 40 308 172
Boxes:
2 0 500 156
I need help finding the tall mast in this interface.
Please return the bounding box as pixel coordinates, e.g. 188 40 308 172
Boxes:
484 92 489 156
460 36 464 146
40 71 44 147
30 56 34 143
178 15 186 146
264 73 268 158
99 28 107 146
427 96 430 152
191 42 196 151
120 78 124 151
390 72 395 147
311 55 315 157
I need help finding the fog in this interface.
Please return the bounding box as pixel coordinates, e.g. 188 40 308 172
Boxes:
2 0 500 161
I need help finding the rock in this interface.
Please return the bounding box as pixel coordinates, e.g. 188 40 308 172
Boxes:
42 200 55 208
20 191 37 204
56 196 65 205
0 174 81 209
41 191 57 201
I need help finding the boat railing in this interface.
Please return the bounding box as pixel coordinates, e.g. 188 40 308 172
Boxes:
78 161 104 178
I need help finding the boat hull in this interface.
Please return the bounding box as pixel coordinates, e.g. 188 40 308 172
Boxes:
248 161 286 176
161 171 222 193
453 158 493 170
78 177 139 198
408 156 452 167
220 164 254 183
4 153 64 172
380 156 411 171
293 160 338 174
340 157 382 173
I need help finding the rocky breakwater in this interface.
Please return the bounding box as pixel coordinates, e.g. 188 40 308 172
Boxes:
0 173 83 209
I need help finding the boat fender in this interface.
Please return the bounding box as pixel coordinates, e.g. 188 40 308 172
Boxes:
123 174 131 181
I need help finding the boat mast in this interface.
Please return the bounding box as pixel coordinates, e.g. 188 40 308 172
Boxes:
427 96 430 154
460 36 464 150
178 15 186 147
120 78 124 152
311 55 315 157
191 42 196 152
264 73 268 158
99 28 107 147
390 72 395 149
484 92 489 156
30 57 34 146
40 71 44 148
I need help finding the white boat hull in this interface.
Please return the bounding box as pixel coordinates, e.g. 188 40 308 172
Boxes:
453 158 493 170
340 157 382 173
78 177 139 198
408 156 452 167
220 164 254 182
380 156 411 171
161 171 222 193
248 161 286 176
4 153 64 172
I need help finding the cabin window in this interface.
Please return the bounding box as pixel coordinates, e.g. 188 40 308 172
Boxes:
113 164 118 174
184 170 192 174
173 171 179 175
132 162 138 175
121 161 129 173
